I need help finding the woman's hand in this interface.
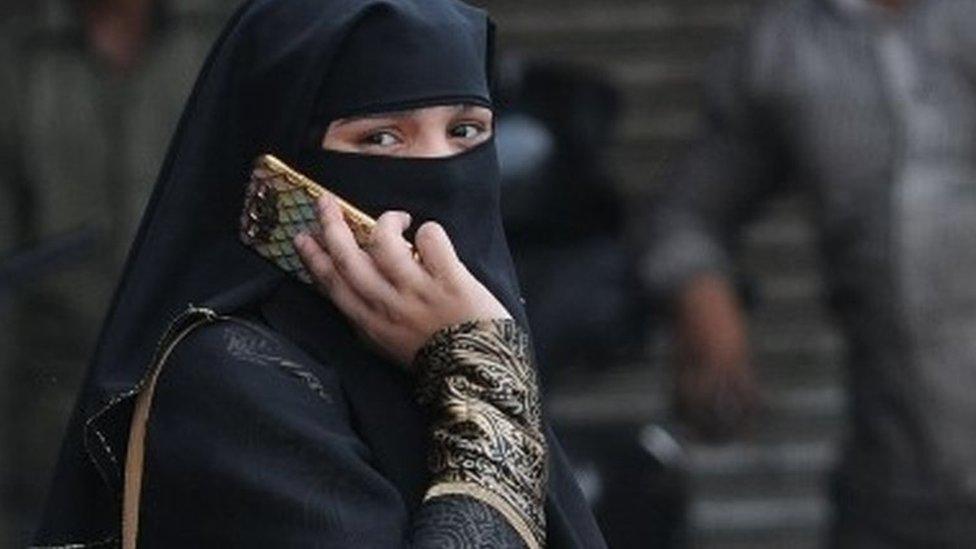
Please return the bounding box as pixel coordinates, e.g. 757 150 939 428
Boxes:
294 194 511 366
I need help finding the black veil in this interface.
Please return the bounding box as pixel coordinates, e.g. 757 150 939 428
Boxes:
34 1 604 546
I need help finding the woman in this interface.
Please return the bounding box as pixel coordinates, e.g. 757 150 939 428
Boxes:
32 0 606 547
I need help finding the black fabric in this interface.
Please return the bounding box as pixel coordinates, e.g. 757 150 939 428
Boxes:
289 140 526 327
138 313 531 547
313 0 492 122
129 287 606 548
33 0 604 546
414 496 527 547
260 282 606 548
132 307 597 547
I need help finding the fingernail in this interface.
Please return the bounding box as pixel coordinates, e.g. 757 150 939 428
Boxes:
400 211 412 225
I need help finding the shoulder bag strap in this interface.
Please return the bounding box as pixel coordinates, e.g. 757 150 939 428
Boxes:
122 315 215 548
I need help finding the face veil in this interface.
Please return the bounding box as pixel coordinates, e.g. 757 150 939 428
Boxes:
33 0 528 542
288 0 525 327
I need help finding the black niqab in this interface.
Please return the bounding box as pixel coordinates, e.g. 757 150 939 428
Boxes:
34 1 604 546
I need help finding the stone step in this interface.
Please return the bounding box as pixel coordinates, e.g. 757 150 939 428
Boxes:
742 248 823 281
612 120 702 148
690 494 829 539
687 438 837 479
548 374 844 427
498 28 736 67
551 358 842 402
619 110 704 143
699 536 823 549
746 215 817 248
688 464 827 503
491 3 750 35
615 59 707 97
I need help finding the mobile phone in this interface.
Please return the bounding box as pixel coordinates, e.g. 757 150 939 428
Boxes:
239 154 378 283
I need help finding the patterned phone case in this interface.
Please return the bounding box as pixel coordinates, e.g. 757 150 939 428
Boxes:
240 154 377 284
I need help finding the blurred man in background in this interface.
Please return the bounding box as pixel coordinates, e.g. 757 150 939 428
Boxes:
640 0 976 546
0 0 236 543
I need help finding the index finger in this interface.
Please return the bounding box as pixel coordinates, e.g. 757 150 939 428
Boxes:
315 194 397 306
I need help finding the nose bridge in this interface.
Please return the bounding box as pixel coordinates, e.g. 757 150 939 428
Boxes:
414 123 455 158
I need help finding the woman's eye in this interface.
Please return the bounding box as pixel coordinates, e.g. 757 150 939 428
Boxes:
361 130 401 147
450 123 486 140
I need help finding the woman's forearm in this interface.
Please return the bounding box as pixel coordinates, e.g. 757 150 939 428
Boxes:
413 319 547 549
412 495 528 547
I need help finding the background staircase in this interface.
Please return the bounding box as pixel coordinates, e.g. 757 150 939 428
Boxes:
478 1 847 547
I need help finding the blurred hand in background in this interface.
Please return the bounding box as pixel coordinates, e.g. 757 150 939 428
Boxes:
672 273 760 443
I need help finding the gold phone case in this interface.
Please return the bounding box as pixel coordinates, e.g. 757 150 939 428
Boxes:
240 154 377 284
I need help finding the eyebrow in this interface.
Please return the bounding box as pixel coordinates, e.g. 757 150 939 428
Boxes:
330 105 480 127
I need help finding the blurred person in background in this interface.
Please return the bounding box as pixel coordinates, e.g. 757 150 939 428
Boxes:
495 61 687 547
0 0 237 543
639 0 976 546
496 61 652 377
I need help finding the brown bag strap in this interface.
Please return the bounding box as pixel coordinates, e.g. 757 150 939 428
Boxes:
122 317 213 549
